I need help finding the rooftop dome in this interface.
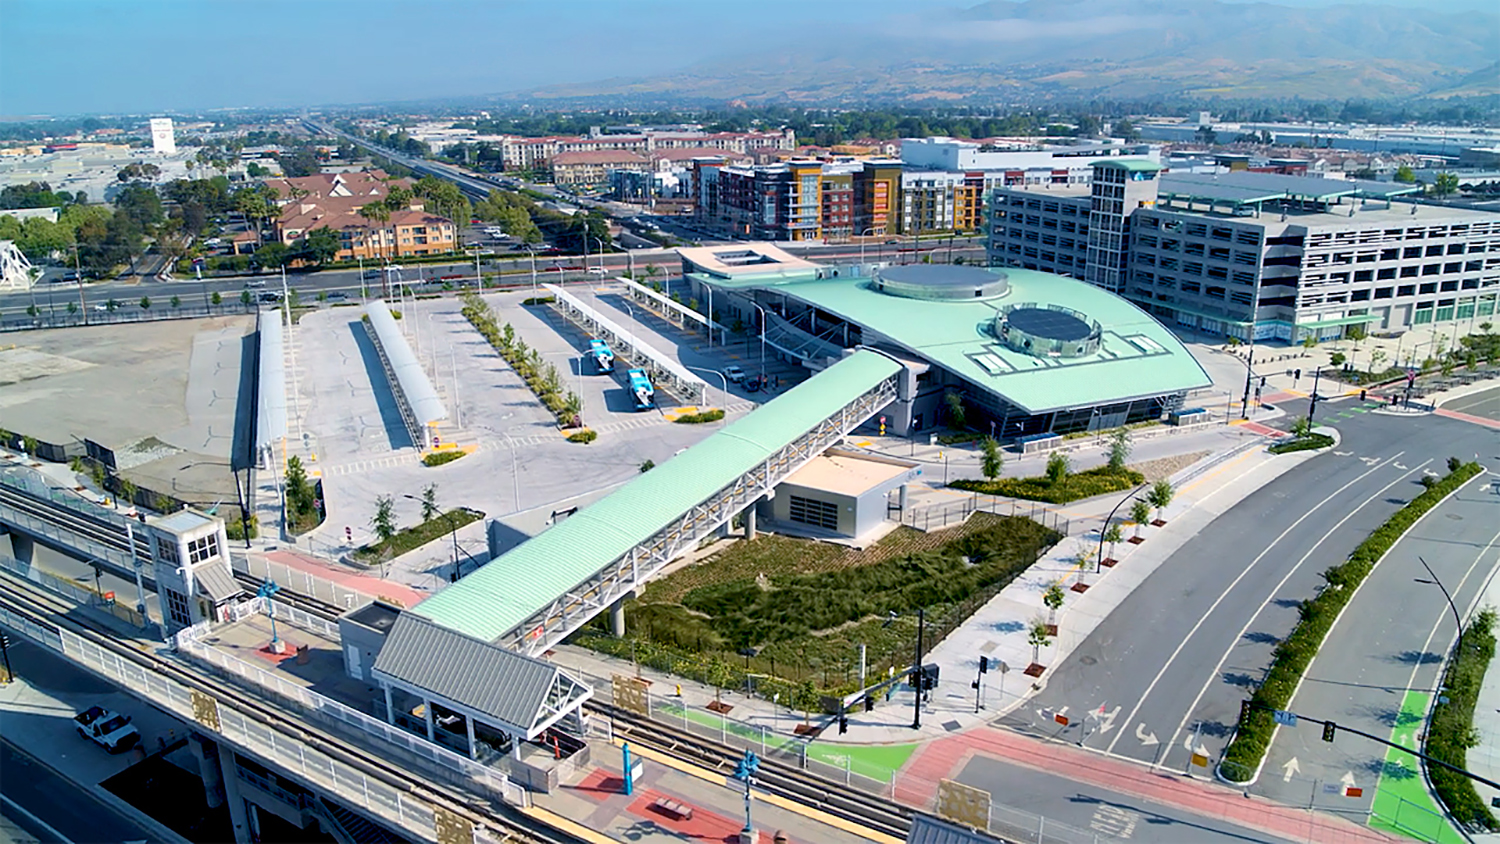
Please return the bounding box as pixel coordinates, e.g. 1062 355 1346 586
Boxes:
995 302 1103 358
872 265 1009 301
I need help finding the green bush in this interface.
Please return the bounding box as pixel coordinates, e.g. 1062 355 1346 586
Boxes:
522 296 555 306
950 467 1145 504
674 409 725 424
936 431 984 445
225 513 259 541
1429 609 1499 830
351 507 483 564
1221 461 1484 783
1268 433 1336 454
567 428 597 444
422 450 466 467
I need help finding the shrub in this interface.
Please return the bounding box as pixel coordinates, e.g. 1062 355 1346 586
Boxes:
936 431 983 445
567 428 598 444
225 513 259 541
1268 433 1335 454
1429 609 1499 830
1221 462 1484 783
950 467 1145 505
351 507 484 565
674 409 725 424
422 450 466 467
522 295 555 306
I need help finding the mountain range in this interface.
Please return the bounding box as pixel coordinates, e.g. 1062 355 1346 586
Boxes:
499 0 1499 105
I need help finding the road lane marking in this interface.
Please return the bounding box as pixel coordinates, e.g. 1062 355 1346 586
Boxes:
1158 457 1431 767
1103 451 1406 756
1135 723 1159 745
1282 756 1299 782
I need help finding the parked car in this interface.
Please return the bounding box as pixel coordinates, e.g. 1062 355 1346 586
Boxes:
325 292 348 302
725 365 746 383
245 279 267 288
257 291 282 303
75 706 140 753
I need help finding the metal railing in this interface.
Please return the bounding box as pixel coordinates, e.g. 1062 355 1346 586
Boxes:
903 495 1074 536
0 554 149 630
230 553 370 612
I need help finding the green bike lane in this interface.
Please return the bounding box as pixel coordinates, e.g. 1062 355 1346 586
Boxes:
1254 473 1500 842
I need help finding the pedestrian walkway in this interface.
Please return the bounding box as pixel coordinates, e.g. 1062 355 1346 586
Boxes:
236 547 428 608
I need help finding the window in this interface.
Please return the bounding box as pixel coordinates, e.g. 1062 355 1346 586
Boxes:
1404 246 1422 259
1448 243 1466 255
1426 244 1444 257
187 533 220 564
1374 287 1393 299
155 537 179 564
165 589 192 626
1377 267 1397 280
1398 284 1416 296
1422 263 1441 276
1351 289 1371 301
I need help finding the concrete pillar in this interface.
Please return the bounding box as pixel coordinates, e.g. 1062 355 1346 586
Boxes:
191 734 226 809
423 698 435 742
383 685 395 725
217 742 253 844
8 532 34 566
899 484 909 512
610 600 626 638
744 504 757 540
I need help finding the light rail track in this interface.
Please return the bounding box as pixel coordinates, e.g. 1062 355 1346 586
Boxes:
0 570 580 844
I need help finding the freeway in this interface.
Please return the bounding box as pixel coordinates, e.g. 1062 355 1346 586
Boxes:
998 396 1500 784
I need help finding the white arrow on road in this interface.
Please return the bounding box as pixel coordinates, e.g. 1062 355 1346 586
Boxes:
1393 462 1408 470
1098 704 1121 734
1334 451 1353 456
1282 756 1300 783
1341 771 1358 789
1135 723 1159 746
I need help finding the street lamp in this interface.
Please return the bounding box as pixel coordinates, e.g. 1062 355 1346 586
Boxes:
858 227 878 267
747 301 769 381
521 244 539 296
404 493 460 582
1415 555 1464 640
257 580 283 648
587 235 607 276
1096 482 1150 573
685 365 729 426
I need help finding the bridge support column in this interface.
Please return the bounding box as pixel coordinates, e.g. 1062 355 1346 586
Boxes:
610 600 626 638
899 484 909 512
743 503 757 540
191 733 226 809
7 532 34 567
217 742 253 844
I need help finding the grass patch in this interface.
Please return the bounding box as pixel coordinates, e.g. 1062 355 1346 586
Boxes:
572 512 1060 703
1268 433 1336 454
422 450 466 467
950 467 1145 504
350 507 483 565
566 428 597 444
1429 609 1498 831
1220 461 1484 783
674 409 724 424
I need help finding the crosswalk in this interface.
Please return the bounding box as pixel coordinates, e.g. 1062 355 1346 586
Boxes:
321 451 420 477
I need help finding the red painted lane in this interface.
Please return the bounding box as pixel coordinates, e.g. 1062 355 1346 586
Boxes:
262 549 427 607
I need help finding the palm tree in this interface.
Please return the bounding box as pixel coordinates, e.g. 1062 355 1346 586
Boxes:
359 202 392 262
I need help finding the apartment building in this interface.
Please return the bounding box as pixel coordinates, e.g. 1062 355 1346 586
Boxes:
272 170 456 261
988 164 1500 340
492 129 795 173
550 151 650 187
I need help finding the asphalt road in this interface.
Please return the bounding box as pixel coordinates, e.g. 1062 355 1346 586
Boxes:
1256 471 1500 814
1441 384 1500 422
0 737 159 844
998 397 1500 781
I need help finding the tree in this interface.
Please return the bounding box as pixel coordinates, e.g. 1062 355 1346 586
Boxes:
420 483 439 522
254 241 290 269
117 477 138 508
1290 416 1313 438
1129 499 1152 539
285 455 315 516
1113 118 1141 141
1043 584 1065 629
297 226 341 265
139 296 151 310
370 495 397 547
944 390 966 429
980 436 1003 480
1432 172 1459 197
169 295 181 310
1301 335 1318 352
358 203 392 260
21 435 38 457
1394 165 1416 184
639 459 655 473
1107 428 1131 474
1194 126 1218 146
706 656 735 707
1028 618 1053 667
240 290 253 309
1369 349 1388 374
1104 523 1124 562
1045 452 1070 486
1330 351 1346 368
1147 480 1174 523
211 291 222 311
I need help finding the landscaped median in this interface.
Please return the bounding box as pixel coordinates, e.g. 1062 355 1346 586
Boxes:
1427 608 1499 832
1220 459 1484 784
351 507 483 566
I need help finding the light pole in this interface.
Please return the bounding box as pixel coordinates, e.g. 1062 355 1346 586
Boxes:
1416 555 1464 640
588 235 606 276
404 493 460 582
1240 346 1256 420
858 227 878 267
522 245 539 296
1096 482 1149 573
257 580 282 648
685 365 729 425
748 301 769 381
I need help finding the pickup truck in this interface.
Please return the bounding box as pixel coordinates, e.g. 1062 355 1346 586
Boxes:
74 706 141 753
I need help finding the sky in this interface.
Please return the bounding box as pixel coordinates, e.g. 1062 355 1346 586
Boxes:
0 0 1492 117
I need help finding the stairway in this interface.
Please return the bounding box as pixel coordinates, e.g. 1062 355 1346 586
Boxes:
313 795 407 844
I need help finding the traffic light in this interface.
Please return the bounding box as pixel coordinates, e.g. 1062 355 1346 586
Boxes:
920 663 940 691
1260 376 1267 389
1240 700 1252 722
1322 721 1337 742
1294 369 1302 380
864 695 875 712
1360 390 1367 401
838 713 849 734
979 656 989 674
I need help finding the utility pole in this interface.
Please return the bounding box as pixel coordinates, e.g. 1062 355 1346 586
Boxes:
911 607 926 730
1307 367 1323 427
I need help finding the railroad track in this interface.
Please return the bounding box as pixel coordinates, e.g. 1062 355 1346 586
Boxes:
588 700 914 840
231 570 345 618
0 483 149 567
0 570 579 844
269 584 915 840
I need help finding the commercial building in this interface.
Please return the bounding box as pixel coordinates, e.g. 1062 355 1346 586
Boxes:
149 118 177 156
549 150 650 187
269 171 456 261
987 163 1500 340
480 128 796 173
678 243 1210 438
900 137 1162 190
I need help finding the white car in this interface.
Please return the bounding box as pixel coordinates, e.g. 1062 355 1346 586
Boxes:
725 365 746 383
587 266 607 276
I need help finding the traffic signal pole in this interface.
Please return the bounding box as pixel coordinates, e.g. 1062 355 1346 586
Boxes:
912 607 925 730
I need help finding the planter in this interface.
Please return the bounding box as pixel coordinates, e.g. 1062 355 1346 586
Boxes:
1127 536 1145 545
1045 623 1058 636
1071 582 1090 593
794 723 820 737
1023 663 1046 678
1101 558 1119 568
1151 519 1167 527
706 700 733 714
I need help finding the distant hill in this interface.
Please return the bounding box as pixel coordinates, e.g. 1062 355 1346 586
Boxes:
501 0 1499 104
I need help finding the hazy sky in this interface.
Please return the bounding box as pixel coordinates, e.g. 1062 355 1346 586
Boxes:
0 0 1491 116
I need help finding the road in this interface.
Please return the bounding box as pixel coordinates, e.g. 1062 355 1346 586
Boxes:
998 397 1500 785
0 737 160 844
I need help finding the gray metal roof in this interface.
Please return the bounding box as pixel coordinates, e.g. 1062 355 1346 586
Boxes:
372 613 590 737
364 301 447 426
906 815 1000 844
255 311 287 452
1158 171 1420 206
193 561 242 603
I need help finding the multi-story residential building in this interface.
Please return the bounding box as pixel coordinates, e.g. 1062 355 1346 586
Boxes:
901 137 1162 192
853 161 902 237
270 171 456 261
712 160 827 241
987 164 1500 340
899 170 987 235
550 151 650 187
488 129 795 173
